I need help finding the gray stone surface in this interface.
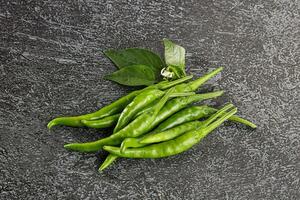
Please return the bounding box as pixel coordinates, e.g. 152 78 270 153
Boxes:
1 0 299 199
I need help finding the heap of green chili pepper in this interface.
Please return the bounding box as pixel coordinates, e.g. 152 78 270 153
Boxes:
48 67 256 172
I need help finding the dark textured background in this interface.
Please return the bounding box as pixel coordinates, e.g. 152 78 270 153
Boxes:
1 0 299 199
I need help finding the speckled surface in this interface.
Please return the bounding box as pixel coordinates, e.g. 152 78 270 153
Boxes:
1 0 299 199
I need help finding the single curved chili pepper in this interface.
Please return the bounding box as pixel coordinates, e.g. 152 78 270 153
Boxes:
154 105 257 132
64 91 223 153
120 121 200 152
134 99 159 117
81 113 120 129
119 103 234 152
113 88 164 133
103 106 237 158
153 105 215 132
47 75 193 129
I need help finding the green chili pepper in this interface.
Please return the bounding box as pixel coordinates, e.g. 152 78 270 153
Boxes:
153 105 215 132
47 90 141 129
120 121 200 152
99 154 118 171
64 91 223 153
154 105 257 132
134 99 159 117
47 76 194 129
103 106 237 158
113 88 164 132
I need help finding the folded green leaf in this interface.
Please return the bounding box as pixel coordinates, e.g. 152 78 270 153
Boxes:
163 39 186 79
104 48 165 73
104 65 157 86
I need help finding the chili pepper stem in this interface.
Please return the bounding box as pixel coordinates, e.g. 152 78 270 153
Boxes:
203 103 234 127
205 107 257 128
169 92 195 97
193 90 224 100
188 67 223 91
227 115 257 128
140 105 235 145
158 75 193 90
202 107 237 135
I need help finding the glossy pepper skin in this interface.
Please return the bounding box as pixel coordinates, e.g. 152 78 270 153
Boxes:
101 67 236 170
150 91 223 129
64 88 177 152
139 103 234 144
102 67 246 170
98 91 224 170
103 106 237 158
47 90 141 129
113 67 223 133
154 106 257 132
69 68 224 170
153 106 216 133
120 121 201 152
79 105 256 131
113 89 195 133
64 91 223 153
119 103 234 151
81 114 120 129
98 92 224 171
47 75 193 129
113 88 165 133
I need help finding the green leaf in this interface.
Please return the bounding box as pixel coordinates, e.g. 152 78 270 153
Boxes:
163 39 186 79
104 65 157 86
104 48 165 74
